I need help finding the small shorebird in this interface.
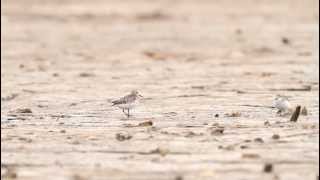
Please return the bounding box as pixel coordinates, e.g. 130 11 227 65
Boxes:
112 90 143 117
273 95 293 116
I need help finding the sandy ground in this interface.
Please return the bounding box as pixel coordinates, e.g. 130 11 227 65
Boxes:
1 0 319 180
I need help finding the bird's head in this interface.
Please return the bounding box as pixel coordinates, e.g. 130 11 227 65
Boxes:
131 90 143 98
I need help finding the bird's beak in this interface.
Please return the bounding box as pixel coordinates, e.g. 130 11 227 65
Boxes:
139 94 143 97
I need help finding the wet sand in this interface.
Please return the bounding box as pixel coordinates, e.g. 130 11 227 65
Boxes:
1 0 319 179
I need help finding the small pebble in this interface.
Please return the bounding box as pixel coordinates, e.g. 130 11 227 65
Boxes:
301 106 308 115
263 163 273 173
60 130 66 133
151 157 160 162
138 120 153 127
281 37 290 45
211 128 224 135
272 134 280 140
79 72 95 77
72 174 86 180
264 121 271 126
116 132 132 141
3 167 17 178
235 28 243 35
254 137 264 143
212 122 219 126
71 140 80 145
240 145 249 149
150 147 169 156
225 112 241 117
15 108 32 113
242 153 260 159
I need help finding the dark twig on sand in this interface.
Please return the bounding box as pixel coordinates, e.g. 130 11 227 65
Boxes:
290 106 301 122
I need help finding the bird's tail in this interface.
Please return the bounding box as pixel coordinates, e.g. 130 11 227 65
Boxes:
107 98 116 106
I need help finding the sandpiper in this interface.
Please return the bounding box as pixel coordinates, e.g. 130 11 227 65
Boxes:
112 90 143 117
273 95 293 116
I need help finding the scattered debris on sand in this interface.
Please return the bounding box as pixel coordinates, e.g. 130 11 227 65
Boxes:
225 112 241 117
235 28 243 35
1 93 19 101
264 121 271 126
13 108 33 114
148 147 170 156
242 153 260 159
18 137 33 143
218 145 235 151
69 103 77 106
254 137 264 143
184 131 204 137
175 175 184 180
271 85 312 91
116 132 132 141
143 51 171 61
272 134 280 140
135 11 171 21
60 130 66 133
261 72 275 77
210 128 225 135
160 131 179 136
263 163 273 173
71 140 81 145
240 145 249 149
281 37 290 45
1 1 318 179
123 120 153 128
138 120 153 127
191 85 205 90
79 72 95 77
235 90 246 94
72 174 86 180
301 106 308 115
2 166 17 179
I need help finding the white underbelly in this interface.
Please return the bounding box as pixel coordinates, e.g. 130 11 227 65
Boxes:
116 103 136 109
275 101 291 111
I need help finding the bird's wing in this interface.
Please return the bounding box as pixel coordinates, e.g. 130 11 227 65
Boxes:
111 95 129 106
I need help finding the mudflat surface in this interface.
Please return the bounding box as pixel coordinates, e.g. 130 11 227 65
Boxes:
1 0 319 180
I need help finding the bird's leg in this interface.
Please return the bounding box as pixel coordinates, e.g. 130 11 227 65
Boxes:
278 110 287 117
127 109 130 117
122 108 128 116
